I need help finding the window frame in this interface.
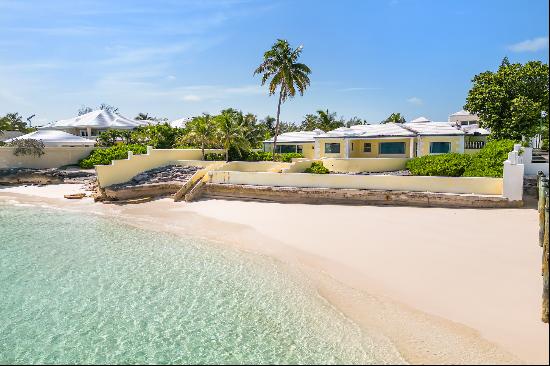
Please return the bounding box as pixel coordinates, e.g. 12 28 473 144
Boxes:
429 141 452 154
379 142 406 155
363 142 372 153
324 142 341 154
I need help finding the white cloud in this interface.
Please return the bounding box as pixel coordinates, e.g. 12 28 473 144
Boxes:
507 36 549 52
406 97 423 105
182 95 202 102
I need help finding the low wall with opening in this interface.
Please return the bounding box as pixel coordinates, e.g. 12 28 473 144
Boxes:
0 147 96 169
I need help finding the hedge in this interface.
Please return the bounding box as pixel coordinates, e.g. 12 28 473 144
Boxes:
204 151 304 162
406 139 516 178
79 144 147 168
304 162 330 174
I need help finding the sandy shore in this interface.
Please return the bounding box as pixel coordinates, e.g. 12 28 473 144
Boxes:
1 184 548 364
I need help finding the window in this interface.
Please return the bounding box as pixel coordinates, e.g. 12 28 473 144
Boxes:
363 143 372 153
276 145 297 154
379 142 405 154
297 145 303 154
324 143 340 154
429 142 451 154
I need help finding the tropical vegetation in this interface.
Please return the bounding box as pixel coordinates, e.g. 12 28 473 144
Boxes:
304 162 330 174
406 139 516 178
79 144 147 169
465 58 549 141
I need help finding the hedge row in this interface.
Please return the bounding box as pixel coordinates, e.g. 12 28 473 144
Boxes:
406 139 516 177
79 144 147 169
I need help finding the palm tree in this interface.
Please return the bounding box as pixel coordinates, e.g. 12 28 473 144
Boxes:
316 109 344 131
254 39 311 160
180 114 215 159
383 113 406 123
216 109 250 162
135 113 154 121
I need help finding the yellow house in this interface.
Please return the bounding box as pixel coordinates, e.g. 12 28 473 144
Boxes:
262 130 322 159
313 122 465 158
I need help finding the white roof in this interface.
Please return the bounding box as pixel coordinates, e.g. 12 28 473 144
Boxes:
403 122 464 136
460 124 490 135
5 130 96 147
409 116 431 123
264 129 324 143
318 123 416 138
170 117 191 129
41 110 148 130
450 109 474 117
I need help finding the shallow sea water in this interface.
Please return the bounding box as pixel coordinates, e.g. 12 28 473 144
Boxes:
0 203 401 364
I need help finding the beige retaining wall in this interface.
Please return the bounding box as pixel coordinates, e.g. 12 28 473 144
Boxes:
321 158 409 173
0 147 96 169
95 147 224 187
209 170 504 196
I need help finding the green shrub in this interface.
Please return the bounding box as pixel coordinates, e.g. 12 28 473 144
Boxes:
78 144 147 168
204 152 225 161
463 139 516 177
245 151 304 162
406 153 471 177
406 139 517 178
304 162 330 174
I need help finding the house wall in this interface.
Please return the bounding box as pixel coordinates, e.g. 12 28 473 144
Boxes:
417 136 464 156
95 147 224 187
208 170 504 196
0 147 96 169
316 138 346 158
348 138 413 158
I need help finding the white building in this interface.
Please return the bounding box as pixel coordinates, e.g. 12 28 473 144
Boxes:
448 110 480 126
40 110 148 139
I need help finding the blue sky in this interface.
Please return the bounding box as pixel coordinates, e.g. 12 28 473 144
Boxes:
0 0 548 126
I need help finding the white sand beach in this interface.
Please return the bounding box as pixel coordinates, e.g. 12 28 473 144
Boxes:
1 184 548 364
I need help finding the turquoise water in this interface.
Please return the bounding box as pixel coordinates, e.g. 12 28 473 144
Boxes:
0 203 398 364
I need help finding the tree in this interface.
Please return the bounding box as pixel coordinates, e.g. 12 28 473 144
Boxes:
135 113 154 121
242 113 269 148
131 123 182 149
215 109 250 161
254 39 311 160
316 109 345 131
346 116 368 127
179 114 215 159
78 103 119 116
0 113 33 132
464 58 549 141
8 139 45 157
382 113 406 124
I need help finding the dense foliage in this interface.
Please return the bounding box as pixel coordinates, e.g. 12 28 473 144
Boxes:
304 162 330 174
0 113 35 133
406 140 517 178
8 139 45 157
382 113 406 124
464 58 549 141
79 144 147 168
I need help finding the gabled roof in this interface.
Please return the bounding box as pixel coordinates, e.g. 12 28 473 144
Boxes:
317 123 416 138
403 122 464 136
5 130 96 146
264 129 324 143
41 110 148 130
409 116 431 123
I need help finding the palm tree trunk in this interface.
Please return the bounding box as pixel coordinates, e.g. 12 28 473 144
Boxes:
273 91 283 161
201 140 205 160
225 138 229 162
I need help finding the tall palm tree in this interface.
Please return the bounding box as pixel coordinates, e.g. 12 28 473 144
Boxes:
254 39 311 160
316 109 344 131
180 114 215 159
383 113 406 124
216 109 250 162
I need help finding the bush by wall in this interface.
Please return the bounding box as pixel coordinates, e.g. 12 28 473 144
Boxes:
245 151 303 162
204 152 226 161
304 162 330 174
406 153 472 177
406 139 517 178
79 144 147 168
